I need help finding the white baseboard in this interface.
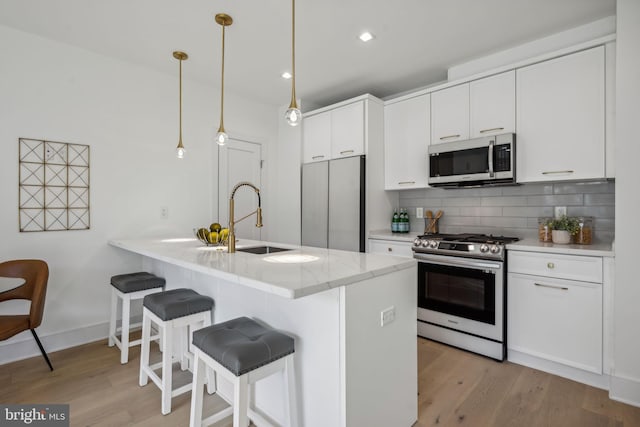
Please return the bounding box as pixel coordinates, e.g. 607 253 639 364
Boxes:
508 349 610 390
610 374 640 408
0 321 111 366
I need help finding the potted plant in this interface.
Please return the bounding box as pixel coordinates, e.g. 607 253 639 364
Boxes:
548 215 580 244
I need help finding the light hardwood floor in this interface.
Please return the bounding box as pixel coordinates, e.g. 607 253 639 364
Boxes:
1 336 639 426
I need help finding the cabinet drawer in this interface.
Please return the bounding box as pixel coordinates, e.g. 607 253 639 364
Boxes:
508 251 602 283
368 240 413 258
507 273 602 374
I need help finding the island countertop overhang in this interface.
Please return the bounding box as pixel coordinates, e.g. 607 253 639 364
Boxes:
108 237 416 299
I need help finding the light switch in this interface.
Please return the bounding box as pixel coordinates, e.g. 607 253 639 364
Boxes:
416 207 424 219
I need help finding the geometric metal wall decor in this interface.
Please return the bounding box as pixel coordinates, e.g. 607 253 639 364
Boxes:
19 138 90 232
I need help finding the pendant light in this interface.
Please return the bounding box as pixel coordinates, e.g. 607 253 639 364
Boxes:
173 51 188 158
214 13 233 146
284 0 301 126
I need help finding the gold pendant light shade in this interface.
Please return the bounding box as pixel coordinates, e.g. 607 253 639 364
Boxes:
215 13 233 146
173 51 188 158
285 0 301 126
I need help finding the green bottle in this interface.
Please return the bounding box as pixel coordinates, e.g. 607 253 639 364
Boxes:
392 210 399 233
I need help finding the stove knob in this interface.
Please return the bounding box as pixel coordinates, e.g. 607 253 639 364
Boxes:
421 239 429 247
413 237 422 246
429 240 438 249
480 244 489 253
490 245 500 254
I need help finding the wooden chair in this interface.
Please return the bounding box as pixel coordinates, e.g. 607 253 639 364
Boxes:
0 259 53 371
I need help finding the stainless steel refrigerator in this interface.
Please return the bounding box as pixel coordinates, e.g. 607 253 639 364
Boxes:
301 155 365 252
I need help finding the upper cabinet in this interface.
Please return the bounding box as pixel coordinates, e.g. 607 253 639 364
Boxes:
431 84 469 143
303 99 365 163
469 71 516 138
516 46 605 183
331 101 365 159
431 70 515 144
384 94 431 190
302 112 331 163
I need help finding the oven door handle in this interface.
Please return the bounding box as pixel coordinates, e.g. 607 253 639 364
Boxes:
413 253 502 271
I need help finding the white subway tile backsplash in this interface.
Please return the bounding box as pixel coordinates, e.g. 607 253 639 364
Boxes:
397 181 615 239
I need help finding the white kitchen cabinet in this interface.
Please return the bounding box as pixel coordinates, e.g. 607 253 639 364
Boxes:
431 83 469 144
469 70 515 137
384 94 430 190
516 46 605 183
302 111 331 163
303 99 366 163
368 239 413 258
331 101 365 159
508 250 603 375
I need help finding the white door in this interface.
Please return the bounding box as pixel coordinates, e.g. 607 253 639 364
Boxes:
219 139 262 241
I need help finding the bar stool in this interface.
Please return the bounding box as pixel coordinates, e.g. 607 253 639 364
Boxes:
189 317 297 427
139 288 214 415
108 272 166 364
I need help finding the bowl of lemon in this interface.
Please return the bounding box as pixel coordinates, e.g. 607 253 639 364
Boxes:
194 223 230 247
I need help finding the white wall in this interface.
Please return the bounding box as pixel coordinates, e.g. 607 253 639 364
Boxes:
611 0 640 407
0 25 277 363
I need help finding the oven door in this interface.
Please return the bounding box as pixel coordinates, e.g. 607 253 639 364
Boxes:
416 252 504 341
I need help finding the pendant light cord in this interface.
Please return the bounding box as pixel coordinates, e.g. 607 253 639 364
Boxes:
219 23 226 132
179 58 183 143
290 0 298 108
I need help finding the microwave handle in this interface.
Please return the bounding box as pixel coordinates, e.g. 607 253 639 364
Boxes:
488 140 495 178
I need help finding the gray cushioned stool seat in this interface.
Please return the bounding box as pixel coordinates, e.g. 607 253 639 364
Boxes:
110 272 165 294
143 288 213 321
192 316 295 377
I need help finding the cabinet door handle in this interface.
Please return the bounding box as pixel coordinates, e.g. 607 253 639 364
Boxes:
547 262 555 269
447 319 459 324
311 155 325 160
340 150 354 155
542 170 574 175
439 134 461 141
534 282 569 291
398 181 416 185
480 127 505 134
387 247 393 252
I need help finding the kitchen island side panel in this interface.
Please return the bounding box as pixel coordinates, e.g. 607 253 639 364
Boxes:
342 265 418 427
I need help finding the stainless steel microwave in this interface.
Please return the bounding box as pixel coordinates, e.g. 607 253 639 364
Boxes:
428 133 515 187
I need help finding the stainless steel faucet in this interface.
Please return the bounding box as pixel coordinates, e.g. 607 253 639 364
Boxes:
228 181 262 253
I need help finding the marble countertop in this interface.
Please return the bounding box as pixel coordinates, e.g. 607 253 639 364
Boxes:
368 230 418 243
108 237 416 299
506 238 614 257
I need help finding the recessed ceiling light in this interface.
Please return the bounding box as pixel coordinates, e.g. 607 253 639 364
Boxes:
359 32 374 42
281 71 292 79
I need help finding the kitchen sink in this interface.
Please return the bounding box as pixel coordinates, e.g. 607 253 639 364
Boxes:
236 246 292 255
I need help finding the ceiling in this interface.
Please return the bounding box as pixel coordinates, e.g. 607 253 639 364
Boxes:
0 0 615 109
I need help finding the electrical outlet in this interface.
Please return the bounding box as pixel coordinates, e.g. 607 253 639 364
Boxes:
416 207 424 219
160 206 168 219
380 306 395 327
554 206 567 218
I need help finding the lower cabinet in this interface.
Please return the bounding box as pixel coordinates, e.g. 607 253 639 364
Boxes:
368 239 413 258
507 272 602 374
507 250 604 378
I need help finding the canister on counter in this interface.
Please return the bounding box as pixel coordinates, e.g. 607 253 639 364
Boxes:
538 217 553 242
574 216 594 245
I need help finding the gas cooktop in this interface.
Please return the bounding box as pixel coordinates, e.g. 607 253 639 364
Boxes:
412 233 520 260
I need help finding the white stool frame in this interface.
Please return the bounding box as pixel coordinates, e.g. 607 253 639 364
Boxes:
189 346 297 427
108 286 163 364
139 307 213 415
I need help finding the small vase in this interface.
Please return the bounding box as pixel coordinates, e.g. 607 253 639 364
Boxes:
552 230 571 244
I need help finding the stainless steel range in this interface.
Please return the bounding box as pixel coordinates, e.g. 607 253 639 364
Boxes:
412 233 519 360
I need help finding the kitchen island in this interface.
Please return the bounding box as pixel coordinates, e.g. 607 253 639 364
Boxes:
108 237 417 427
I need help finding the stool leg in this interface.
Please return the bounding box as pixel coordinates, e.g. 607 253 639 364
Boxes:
161 323 174 415
120 294 131 364
108 288 117 347
139 310 152 386
233 375 249 427
189 353 205 427
284 355 298 427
